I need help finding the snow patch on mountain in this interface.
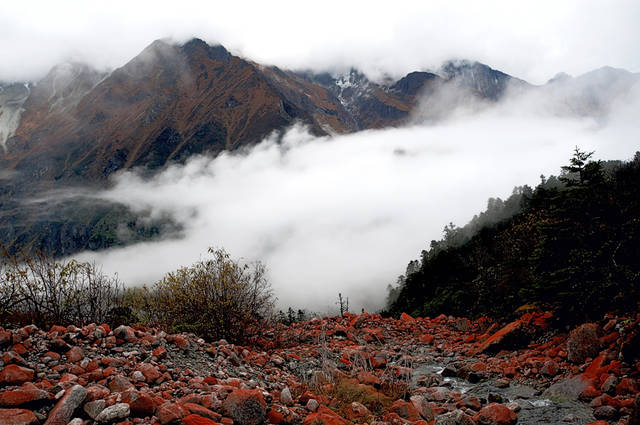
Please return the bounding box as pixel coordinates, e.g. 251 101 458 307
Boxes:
0 82 29 151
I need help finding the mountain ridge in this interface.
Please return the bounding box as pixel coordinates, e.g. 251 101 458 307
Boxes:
0 37 638 255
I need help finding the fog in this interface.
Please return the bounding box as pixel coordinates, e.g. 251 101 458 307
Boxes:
73 88 640 312
2 1 640 83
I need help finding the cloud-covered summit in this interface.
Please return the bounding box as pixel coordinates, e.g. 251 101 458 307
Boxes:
1 0 639 84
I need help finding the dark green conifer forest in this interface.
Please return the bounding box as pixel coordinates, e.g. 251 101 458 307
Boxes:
386 149 640 325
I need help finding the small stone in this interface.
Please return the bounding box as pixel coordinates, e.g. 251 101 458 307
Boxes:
593 405 618 420
306 399 319 412
541 360 558 377
441 365 458 377
84 399 105 419
434 409 476 425
505 402 520 412
113 326 136 343
280 387 293 406
66 347 84 363
494 378 510 388
95 402 130 422
475 403 518 425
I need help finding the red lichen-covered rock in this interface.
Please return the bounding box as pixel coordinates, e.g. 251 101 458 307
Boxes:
182 414 221 425
183 403 221 421
66 346 84 363
475 320 524 354
2 352 26 366
616 377 638 395
303 406 348 425
0 408 39 425
222 389 266 425
400 313 415 323
567 323 602 364
108 375 134 393
580 386 602 401
152 346 168 360
475 403 517 425
541 360 558 377
267 408 285 424
43 384 87 425
171 335 189 350
157 403 189 425
298 391 318 405
0 384 53 407
390 400 421 421
419 334 435 344
137 363 161 383
0 365 34 386
121 389 156 417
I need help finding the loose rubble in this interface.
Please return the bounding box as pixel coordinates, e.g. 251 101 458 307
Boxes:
0 312 638 425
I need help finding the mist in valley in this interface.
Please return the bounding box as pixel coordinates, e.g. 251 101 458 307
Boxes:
70 84 640 312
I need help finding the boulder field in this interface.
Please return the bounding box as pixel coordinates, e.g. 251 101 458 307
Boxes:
0 311 638 425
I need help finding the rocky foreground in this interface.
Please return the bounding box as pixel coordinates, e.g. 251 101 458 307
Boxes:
0 312 639 425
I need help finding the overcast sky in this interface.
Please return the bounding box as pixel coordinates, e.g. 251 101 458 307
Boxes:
2 0 639 83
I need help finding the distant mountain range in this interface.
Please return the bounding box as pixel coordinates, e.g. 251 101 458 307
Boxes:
0 38 638 255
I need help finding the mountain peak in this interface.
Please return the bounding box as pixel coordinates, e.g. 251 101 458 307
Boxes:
181 38 231 62
547 72 572 84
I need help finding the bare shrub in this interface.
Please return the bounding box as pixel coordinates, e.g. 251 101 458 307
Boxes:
140 247 275 343
0 249 124 328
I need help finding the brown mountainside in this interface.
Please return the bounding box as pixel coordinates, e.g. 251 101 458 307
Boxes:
4 39 359 183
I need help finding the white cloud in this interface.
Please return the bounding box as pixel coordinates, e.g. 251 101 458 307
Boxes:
74 93 640 312
1 0 639 83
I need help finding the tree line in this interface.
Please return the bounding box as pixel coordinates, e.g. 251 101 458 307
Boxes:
386 149 640 325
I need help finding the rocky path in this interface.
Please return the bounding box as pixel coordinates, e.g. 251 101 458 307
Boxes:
0 311 638 425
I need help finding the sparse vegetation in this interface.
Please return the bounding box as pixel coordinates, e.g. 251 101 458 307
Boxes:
0 246 275 344
330 377 393 416
337 293 349 316
128 247 275 344
0 248 124 328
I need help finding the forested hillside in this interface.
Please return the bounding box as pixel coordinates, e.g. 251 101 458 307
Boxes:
386 149 640 325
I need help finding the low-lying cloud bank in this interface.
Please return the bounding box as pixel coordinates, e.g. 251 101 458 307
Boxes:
74 91 640 313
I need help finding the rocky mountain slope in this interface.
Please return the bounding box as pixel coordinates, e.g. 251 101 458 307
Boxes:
0 312 639 425
0 38 638 255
